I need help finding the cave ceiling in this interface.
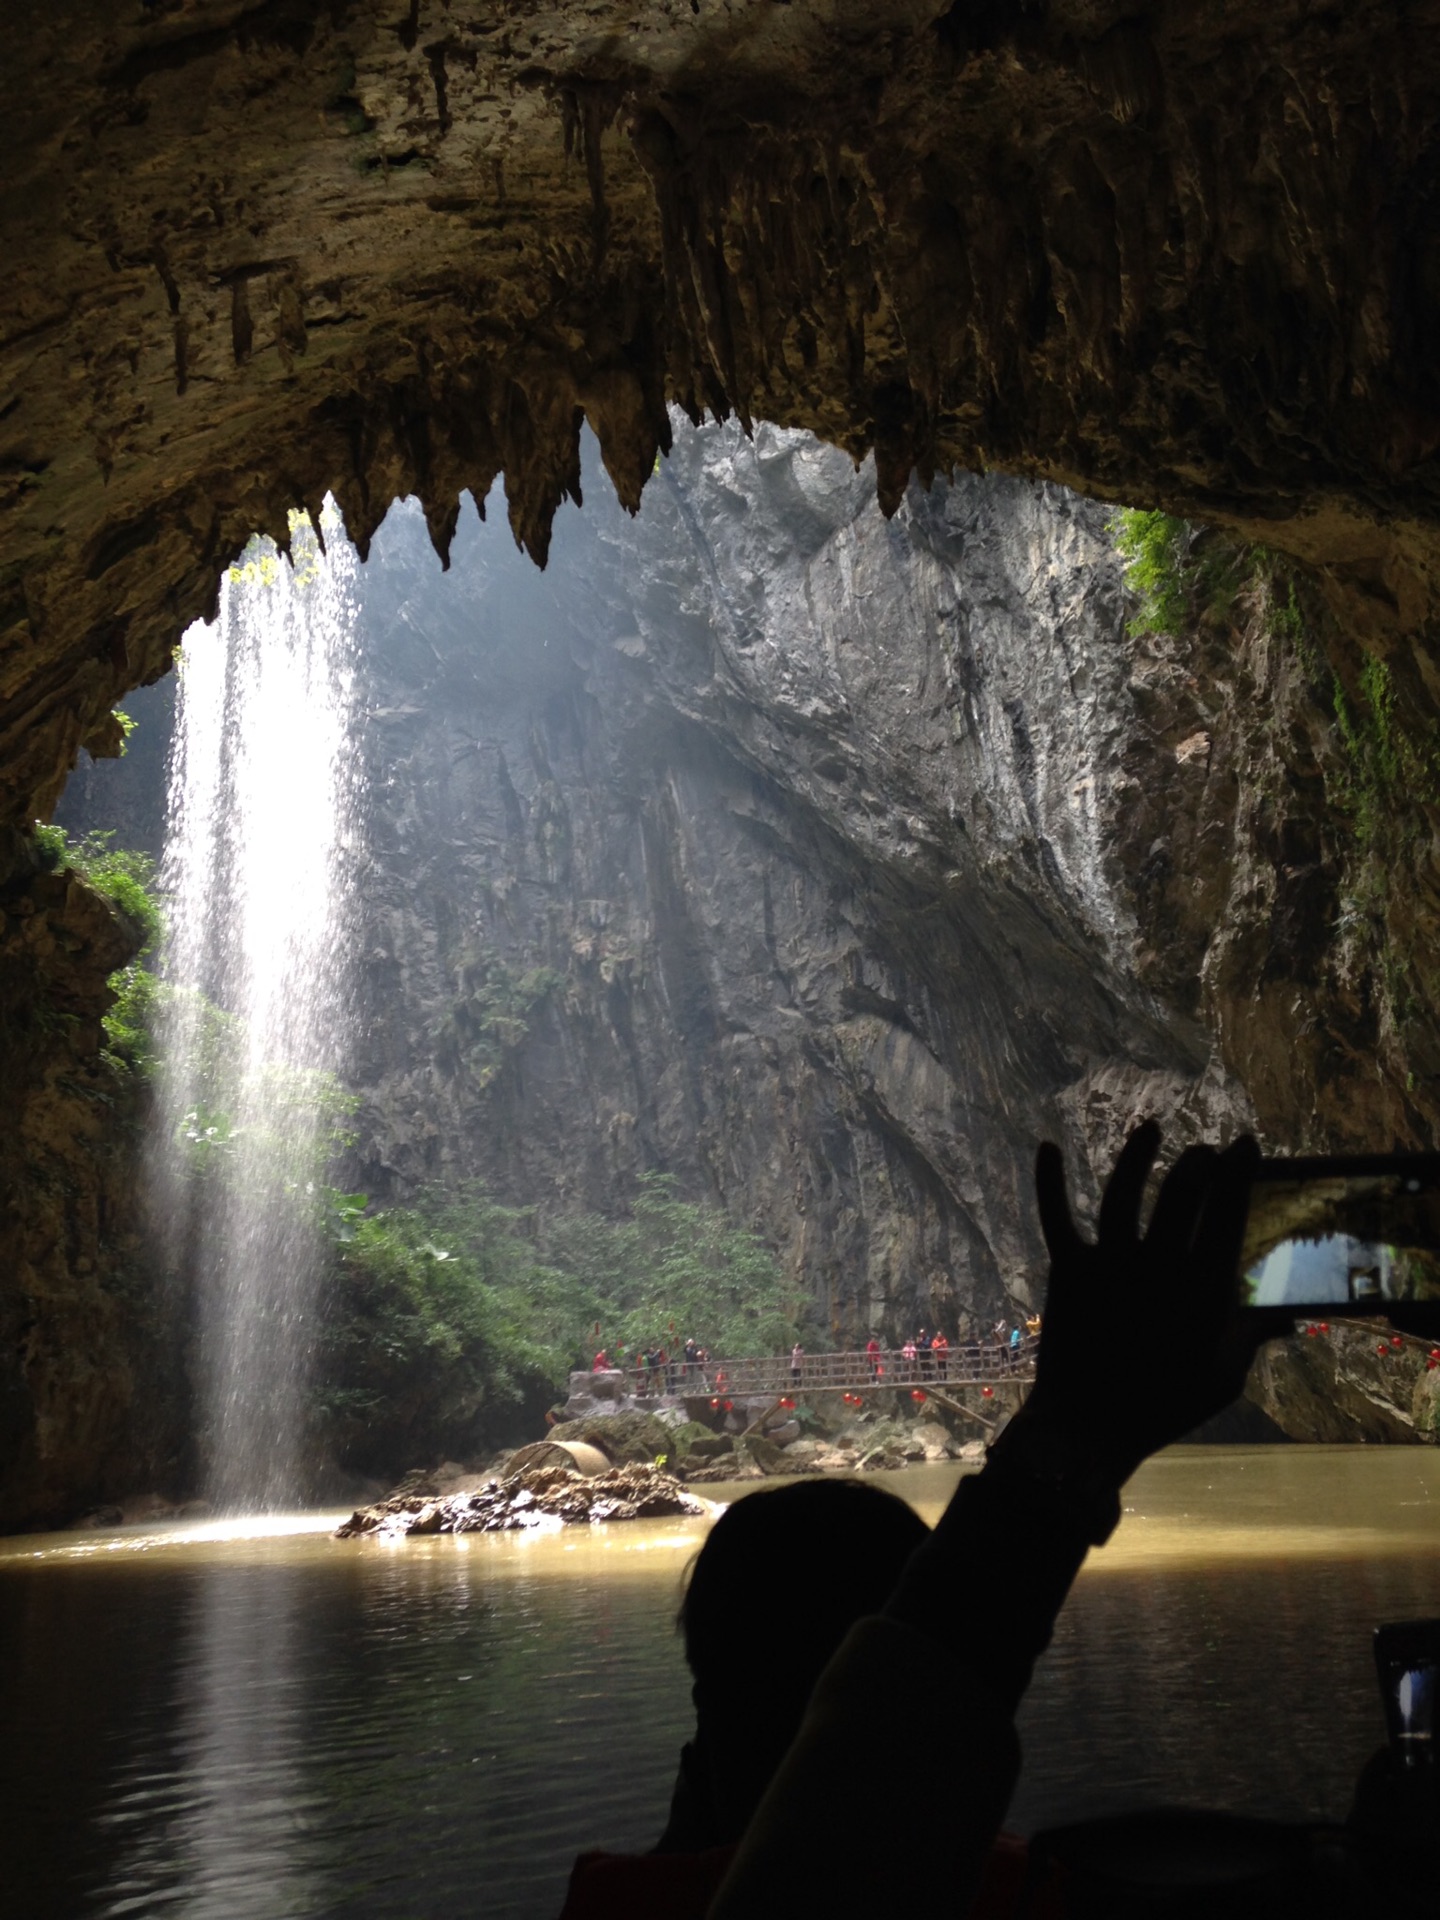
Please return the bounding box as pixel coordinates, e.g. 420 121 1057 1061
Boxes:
4 0 1440 834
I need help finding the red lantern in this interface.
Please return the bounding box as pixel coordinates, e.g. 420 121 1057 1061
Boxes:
1391 1335 1404 1348
1429 1358 1438 1373
1306 1325 1319 1337
710 1397 720 1409
982 1386 994 1399
1319 1323 1330 1334
724 1399 734 1412
1377 1343 1390 1356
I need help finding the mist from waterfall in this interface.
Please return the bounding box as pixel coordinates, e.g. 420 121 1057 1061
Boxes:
156 506 362 1511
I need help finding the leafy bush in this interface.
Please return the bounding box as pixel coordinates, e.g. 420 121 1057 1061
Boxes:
432 948 561 1085
32 825 163 1072
1329 652 1440 850
314 1174 803 1472
541 1172 805 1358
34 825 162 947
316 1196 573 1470
1110 509 1266 639
1109 509 1193 637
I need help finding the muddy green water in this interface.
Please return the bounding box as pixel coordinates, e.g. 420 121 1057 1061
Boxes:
3 1448 1438 1919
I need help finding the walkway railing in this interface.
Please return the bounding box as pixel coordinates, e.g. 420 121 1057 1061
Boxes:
588 1338 1039 1401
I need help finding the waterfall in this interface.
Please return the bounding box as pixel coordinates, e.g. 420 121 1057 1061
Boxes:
156 507 362 1511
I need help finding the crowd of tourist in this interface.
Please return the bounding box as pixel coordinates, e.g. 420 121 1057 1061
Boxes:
589 1336 713 1394
586 1317 1042 1395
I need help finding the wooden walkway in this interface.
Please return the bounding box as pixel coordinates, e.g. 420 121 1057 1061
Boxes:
593 1340 1038 1402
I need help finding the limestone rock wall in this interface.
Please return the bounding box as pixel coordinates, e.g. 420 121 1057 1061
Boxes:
0 848 187 1528
341 425 1243 1335
6 1 1440 849
344 421 1440 1355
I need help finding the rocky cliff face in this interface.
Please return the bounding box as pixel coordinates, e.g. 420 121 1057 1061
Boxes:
6 1 1440 850
9 3 1440 1517
21 418 1440 1530
349 435 1205 1336
0 852 188 1527
343 419 1440 1366
336 423 1252 1335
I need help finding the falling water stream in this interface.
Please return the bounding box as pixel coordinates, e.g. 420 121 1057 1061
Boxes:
157 507 362 1511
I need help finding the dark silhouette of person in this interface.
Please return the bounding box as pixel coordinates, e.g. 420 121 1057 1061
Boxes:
662 1478 931 1851
561 1122 1262 1919
710 1123 1261 1918
558 1480 939 1917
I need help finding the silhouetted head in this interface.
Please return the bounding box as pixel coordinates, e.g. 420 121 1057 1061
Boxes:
673 1479 929 1844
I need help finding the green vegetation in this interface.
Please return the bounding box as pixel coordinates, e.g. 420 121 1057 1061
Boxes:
225 508 334 592
316 1173 804 1470
1248 580 1440 855
1109 507 1261 638
433 949 561 1084
33 825 163 1073
318 1194 581 1469
1109 510 1193 637
1327 653 1440 851
541 1172 804 1358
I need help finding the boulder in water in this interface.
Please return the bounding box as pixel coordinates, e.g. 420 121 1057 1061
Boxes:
335 1462 708 1538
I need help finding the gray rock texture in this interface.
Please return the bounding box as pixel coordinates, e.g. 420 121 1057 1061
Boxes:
30 422 1438 1530
344 421 1253 1339
1249 1322 1440 1445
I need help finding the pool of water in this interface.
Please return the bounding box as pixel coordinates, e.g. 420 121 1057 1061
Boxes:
3 1447 1437 1918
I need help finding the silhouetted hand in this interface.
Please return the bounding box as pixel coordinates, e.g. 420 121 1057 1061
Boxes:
1021 1121 1263 1486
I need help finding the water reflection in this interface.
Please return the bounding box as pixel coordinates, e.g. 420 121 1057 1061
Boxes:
1 1450 1437 1919
99 1567 320 1917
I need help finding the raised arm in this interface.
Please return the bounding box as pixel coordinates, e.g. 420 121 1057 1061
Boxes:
707 1123 1262 1920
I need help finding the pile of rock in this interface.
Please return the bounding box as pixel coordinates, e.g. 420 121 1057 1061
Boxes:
335 1462 707 1539
673 1418 986 1482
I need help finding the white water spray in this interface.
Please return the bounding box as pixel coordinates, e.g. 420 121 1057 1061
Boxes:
156 507 362 1511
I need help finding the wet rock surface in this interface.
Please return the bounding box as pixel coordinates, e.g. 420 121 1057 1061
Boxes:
0 854 190 1530
1250 1322 1440 1446
336 1461 707 1537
